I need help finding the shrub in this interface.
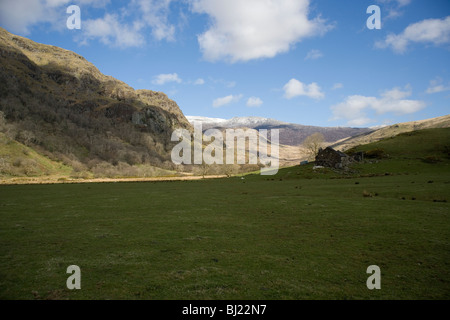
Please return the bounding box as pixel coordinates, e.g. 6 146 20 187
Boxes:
365 148 385 159
70 171 91 179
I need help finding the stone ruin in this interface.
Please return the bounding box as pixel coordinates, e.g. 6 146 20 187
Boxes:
315 147 363 169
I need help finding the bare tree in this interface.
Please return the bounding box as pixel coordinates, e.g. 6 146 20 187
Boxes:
222 164 239 177
0 111 5 130
303 133 325 161
198 161 209 178
0 156 8 174
18 130 35 146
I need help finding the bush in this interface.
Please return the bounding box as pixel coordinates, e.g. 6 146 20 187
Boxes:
92 161 116 178
0 156 11 174
365 148 385 159
70 171 91 179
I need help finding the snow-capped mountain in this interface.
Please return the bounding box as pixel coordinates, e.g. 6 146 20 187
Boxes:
186 116 286 129
185 116 228 125
186 116 372 146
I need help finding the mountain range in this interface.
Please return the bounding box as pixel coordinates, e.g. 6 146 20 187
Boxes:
186 115 372 146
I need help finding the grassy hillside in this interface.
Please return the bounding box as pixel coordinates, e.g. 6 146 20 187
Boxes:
0 132 72 177
348 127 450 159
333 114 450 152
0 128 448 300
345 127 450 178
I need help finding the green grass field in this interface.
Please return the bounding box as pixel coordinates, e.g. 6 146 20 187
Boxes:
0 128 449 300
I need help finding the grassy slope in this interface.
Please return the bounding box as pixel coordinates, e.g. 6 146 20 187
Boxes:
0 132 181 182
332 114 450 152
0 128 449 300
0 132 72 178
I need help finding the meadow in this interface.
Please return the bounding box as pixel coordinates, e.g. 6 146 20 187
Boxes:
0 128 449 300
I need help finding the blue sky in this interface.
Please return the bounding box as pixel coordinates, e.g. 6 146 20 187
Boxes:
1 0 449 127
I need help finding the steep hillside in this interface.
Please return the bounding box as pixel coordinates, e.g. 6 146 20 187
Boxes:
332 114 450 152
0 27 191 178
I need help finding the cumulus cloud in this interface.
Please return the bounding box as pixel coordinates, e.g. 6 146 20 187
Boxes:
426 78 450 94
81 0 176 47
152 73 182 85
0 0 53 34
304 49 323 60
190 0 333 62
246 97 263 108
82 13 145 48
213 94 243 108
283 79 324 100
0 0 109 34
331 86 426 126
376 16 450 53
134 0 175 41
0 0 177 47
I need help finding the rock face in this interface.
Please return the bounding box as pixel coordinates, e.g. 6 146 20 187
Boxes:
315 147 351 169
0 27 191 170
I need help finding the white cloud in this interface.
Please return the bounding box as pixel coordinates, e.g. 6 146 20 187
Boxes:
331 86 426 126
81 0 176 47
376 0 411 19
82 14 145 48
190 0 333 62
209 78 236 88
332 83 344 90
213 94 243 108
305 49 323 60
377 16 450 53
0 0 49 34
0 0 177 47
152 73 182 85
426 78 450 94
225 81 236 88
194 78 205 85
47 0 109 7
283 79 324 100
246 97 263 108
134 0 175 42
347 117 373 127
0 0 109 34
396 0 411 6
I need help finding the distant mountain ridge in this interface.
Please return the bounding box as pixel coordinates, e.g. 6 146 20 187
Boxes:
186 116 372 146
